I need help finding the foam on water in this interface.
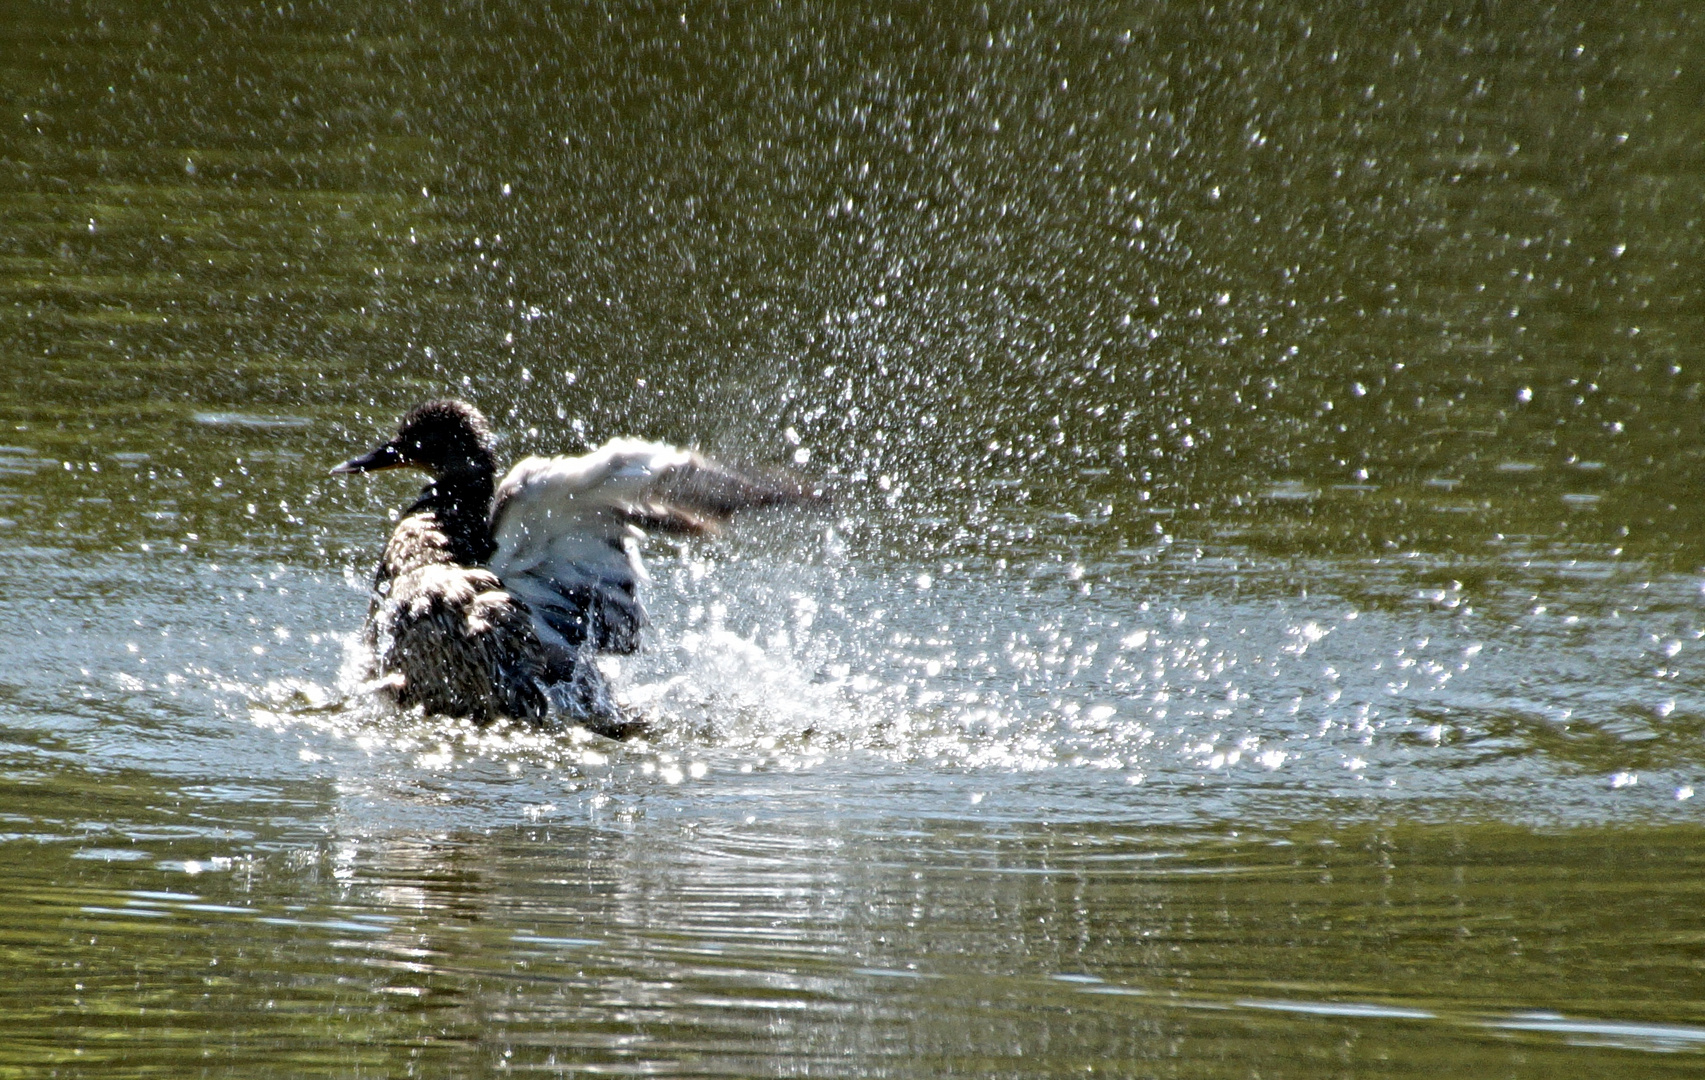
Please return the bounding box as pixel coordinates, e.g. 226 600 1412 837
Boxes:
209 527 1705 832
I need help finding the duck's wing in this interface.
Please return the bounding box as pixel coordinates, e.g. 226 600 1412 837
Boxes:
613 438 826 534
487 438 822 655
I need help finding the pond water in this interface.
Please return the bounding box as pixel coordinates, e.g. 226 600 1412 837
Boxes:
4 3 1705 1076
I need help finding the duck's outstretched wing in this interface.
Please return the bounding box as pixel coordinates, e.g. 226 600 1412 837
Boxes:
487 438 823 655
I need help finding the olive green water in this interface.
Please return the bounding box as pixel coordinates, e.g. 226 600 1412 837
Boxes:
5 2 1705 1076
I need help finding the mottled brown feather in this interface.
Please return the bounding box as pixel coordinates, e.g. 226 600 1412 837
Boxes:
366 513 551 723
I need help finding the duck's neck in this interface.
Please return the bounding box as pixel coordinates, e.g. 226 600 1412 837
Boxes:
407 468 497 564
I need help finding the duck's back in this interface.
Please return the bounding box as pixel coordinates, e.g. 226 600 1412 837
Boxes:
368 511 551 722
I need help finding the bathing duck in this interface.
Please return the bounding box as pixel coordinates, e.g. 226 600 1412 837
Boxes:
333 399 820 737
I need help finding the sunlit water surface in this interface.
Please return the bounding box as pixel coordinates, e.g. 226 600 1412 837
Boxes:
4 3 1705 1076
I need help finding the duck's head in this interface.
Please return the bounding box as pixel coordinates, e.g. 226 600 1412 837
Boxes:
332 399 496 479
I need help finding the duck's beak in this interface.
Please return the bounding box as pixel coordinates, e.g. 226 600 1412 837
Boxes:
331 441 405 475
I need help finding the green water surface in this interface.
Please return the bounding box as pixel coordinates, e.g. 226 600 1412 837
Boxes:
3 2 1705 1076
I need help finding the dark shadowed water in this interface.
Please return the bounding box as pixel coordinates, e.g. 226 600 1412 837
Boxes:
4 2 1705 1075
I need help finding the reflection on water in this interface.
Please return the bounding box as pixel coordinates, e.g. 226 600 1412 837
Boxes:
4 1 1705 1076
8 808 1705 1076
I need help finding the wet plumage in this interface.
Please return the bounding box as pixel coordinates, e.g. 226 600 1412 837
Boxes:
334 399 820 737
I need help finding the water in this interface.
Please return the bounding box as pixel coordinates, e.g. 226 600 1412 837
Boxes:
4 2 1705 1075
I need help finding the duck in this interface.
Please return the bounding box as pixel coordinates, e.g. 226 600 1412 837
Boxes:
332 398 821 738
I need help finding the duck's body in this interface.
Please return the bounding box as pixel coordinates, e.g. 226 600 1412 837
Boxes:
366 509 561 722
336 400 816 737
